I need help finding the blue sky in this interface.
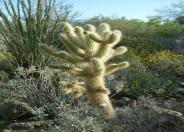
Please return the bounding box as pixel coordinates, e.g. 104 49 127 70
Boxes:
1 0 179 21
64 0 178 20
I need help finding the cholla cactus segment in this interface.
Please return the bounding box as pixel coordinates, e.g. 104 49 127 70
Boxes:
41 22 129 119
112 46 128 57
99 23 111 33
84 24 96 32
105 62 129 75
63 82 86 98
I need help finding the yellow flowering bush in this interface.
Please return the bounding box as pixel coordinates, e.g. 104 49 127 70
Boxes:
109 49 183 96
147 50 184 73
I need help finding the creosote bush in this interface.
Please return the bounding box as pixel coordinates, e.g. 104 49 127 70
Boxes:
41 22 129 118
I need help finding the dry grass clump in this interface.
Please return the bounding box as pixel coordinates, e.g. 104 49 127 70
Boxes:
1 67 183 132
116 97 184 132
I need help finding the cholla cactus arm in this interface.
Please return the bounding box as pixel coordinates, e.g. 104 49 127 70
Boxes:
90 25 122 61
84 24 96 32
49 64 83 76
41 22 129 119
90 58 105 75
105 62 129 75
98 23 111 36
60 33 85 57
112 46 128 57
90 32 119 45
74 26 86 48
40 44 84 64
88 31 121 45
60 22 88 56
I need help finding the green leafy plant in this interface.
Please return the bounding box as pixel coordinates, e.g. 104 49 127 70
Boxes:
0 0 58 68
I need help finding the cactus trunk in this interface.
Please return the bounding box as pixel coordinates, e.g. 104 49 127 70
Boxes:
86 89 114 118
85 76 114 117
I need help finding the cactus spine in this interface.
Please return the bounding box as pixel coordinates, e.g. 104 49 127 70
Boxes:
41 22 129 118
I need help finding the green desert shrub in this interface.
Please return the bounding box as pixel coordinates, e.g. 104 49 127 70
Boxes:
147 50 184 73
108 54 154 96
0 88 16 105
86 16 155 37
0 0 59 68
118 36 163 53
154 22 184 38
117 97 184 132
146 50 184 93
56 111 105 132
108 50 182 96
0 66 109 131
118 57 157 96
0 51 12 72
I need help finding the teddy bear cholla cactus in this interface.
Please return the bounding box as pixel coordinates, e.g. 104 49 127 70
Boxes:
41 22 129 118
